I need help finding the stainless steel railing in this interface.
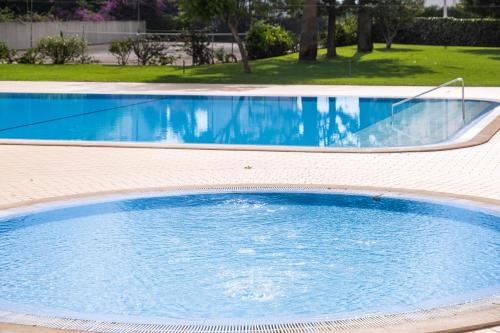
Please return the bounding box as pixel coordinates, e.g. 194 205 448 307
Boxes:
391 78 465 125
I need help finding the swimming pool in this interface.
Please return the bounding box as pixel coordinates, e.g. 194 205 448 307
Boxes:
0 93 497 148
0 191 498 324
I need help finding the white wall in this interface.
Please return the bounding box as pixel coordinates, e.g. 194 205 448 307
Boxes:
424 0 459 6
0 20 146 50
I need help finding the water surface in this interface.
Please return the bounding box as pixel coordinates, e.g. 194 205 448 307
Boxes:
0 94 496 147
0 192 498 322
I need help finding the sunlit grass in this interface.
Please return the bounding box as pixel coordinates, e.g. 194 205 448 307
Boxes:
1 44 499 86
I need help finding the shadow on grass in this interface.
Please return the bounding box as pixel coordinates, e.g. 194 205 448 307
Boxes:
374 46 424 53
331 47 424 65
147 57 434 84
458 48 500 61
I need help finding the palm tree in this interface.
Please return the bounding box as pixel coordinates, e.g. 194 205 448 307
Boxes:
357 0 373 52
325 0 337 58
299 0 318 61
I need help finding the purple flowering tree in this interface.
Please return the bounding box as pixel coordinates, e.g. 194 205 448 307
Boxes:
50 0 168 21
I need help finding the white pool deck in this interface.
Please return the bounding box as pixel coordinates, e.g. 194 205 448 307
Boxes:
1 81 499 99
0 81 499 333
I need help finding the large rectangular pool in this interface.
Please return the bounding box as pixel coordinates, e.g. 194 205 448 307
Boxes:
0 93 497 148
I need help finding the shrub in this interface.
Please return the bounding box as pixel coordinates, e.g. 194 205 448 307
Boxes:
0 41 9 62
0 7 56 22
378 17 500 47
109 38 134 65
77 54 100 64
335 16 358 46
0 42 16 64
132 36 168 65
0 7 15 22
181 30 213 66
213 47 237 63
214 47 226 63
36 36 87 64
245 21 294 60
462 0 500 18
420 5 480 18
158 54 178 66
225 53 238 63
17 48 44 64
320 15 358 48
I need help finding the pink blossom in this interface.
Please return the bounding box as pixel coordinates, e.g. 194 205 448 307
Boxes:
73 8 105 22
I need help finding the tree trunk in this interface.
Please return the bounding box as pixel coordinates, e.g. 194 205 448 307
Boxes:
227 20 251 73
385 32 393 49
384 28 399 49
357 0 373 52
326 1 337 58
299 0 318 61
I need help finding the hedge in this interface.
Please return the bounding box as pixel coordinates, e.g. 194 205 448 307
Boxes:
381 17 500 47
245 21 295 60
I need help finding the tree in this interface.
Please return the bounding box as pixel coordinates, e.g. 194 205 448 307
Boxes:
179 0 251 73
251 0 303 20
182 30 213 66
299 0 318 61
373 0 424 49
461 0 500 18
324 0 337 58
357 0 373 52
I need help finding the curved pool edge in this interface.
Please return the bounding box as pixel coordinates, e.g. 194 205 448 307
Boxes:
0 111 498 155
1 186 499 333
1 184 499 214
0 295 499 333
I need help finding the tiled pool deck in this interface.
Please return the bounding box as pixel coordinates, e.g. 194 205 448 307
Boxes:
0 82 499 333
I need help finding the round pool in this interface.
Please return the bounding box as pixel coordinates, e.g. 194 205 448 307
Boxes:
0 191 498 323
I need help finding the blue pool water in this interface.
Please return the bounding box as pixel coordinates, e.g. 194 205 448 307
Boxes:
0 192 498 322
0 93 497 147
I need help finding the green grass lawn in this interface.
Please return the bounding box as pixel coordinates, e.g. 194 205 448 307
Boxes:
1 43 499 86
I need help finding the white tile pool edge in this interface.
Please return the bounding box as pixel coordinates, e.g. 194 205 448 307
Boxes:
445 106 499 143
1 186 499 219
0 186 499 332
0 82 499 101
0 296 499 333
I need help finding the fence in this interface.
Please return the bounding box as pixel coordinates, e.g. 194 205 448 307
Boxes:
0 20 146 50
59 31 246 66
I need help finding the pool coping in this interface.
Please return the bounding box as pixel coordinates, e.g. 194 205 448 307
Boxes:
0 296 499 333
1 183 500 211
0 185 499 333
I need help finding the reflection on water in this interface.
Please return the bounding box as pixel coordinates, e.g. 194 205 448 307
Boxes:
0 94 496 147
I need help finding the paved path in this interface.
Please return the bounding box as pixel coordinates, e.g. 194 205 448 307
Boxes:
0 127 499 209
0 82 498 208
472 327 500 333
1 81 499 98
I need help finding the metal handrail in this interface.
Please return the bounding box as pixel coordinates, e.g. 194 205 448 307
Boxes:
391 78 465 124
